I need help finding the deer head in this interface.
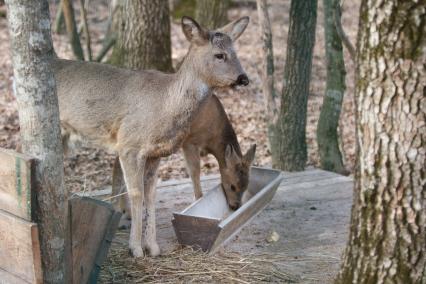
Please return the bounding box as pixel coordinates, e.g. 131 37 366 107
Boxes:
181 16 250 89
220 144 256 210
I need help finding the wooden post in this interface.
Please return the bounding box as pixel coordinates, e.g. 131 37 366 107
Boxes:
5 0 66 282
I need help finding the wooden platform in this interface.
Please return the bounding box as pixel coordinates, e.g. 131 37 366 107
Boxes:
102 167 353 283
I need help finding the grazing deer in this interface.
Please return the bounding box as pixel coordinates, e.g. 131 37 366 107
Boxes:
183 95 256 208
113 94 256 219
54 16 249 257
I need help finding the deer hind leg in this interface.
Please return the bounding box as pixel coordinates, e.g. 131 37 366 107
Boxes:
111 156 131 229
119 150 146 258
183 143 202 200
143 157 161 256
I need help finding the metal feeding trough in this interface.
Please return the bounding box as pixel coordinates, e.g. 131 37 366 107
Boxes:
172 167 283 253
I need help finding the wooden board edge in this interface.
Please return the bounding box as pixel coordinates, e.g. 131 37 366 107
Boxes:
172 214 221 251
87 211 122 284
0 148 34 162
0 268 31 284
0 152 34 221
209 181 281 253
30 225 43 284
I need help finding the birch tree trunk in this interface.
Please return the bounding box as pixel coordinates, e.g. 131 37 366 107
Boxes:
195 0 230 29
316 0 346 174
270 0 317 171
5 0 66 282
109 0 173 72
335 0 426 282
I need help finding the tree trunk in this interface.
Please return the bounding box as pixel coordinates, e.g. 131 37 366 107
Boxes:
5 0 66 283
256 0 278 150
316 0 346 174
103 0 121 47
109 0 173 72
54 0 65 34
195 0 229 29
79 0 92 61
269 0 317 171
62 0 84 60
335 0 426 283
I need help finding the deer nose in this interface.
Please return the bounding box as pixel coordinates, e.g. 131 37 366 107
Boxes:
229 202 241 211
236 74 249 86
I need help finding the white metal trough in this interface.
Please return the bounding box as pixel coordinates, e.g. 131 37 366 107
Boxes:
172 167 283 253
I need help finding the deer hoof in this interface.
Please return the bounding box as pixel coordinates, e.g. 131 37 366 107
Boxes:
146 242 161 257
129 245 144 258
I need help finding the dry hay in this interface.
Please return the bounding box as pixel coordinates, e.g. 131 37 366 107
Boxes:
99 245 299 283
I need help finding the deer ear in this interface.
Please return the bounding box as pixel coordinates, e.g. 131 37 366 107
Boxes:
217 16 249 41
225 144 239 167
243 144 256 165
182 16 208 45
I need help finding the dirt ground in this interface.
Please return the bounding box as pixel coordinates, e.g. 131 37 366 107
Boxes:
0 0 360 193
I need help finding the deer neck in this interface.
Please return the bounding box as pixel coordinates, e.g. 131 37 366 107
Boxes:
211 122 242 172
171 52 209 102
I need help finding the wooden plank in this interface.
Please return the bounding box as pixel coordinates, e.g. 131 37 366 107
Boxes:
172 167 283 253
210 174 283 253
0 148 34 220
68 197 121 284
158 174 221 188
0 210 42 284
87 211 121 284
0 268 30 284
172 214 221 251
279 172 351 188
278 176 352 191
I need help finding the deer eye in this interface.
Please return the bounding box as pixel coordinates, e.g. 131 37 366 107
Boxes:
231 185 237 192
214 53 226 60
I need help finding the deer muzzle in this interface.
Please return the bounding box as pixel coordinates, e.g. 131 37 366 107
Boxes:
236 74 249 86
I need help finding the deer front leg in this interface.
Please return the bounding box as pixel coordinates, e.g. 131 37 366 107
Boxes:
143 157 161 256
119 151 146 258
183 143 202 199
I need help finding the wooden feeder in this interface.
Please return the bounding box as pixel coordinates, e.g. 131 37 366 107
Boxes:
0 148 120 284
172 167 283 253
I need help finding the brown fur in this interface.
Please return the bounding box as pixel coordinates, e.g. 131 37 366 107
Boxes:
56 16 250 258
114 95 256 220
182 95 256 209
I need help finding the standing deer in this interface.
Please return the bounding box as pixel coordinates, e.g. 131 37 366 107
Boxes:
112 94 257 221
54 16 249 257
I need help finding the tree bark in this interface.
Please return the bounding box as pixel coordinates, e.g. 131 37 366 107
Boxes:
316 0 346 174
195 0 230 29
256 0 279 151
109 0 173 72
5 0 66 283
79 0 92 61
54 0 65 34
102 0 121 47
269 0 317 171
335 0 426 283
62 0 84 60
